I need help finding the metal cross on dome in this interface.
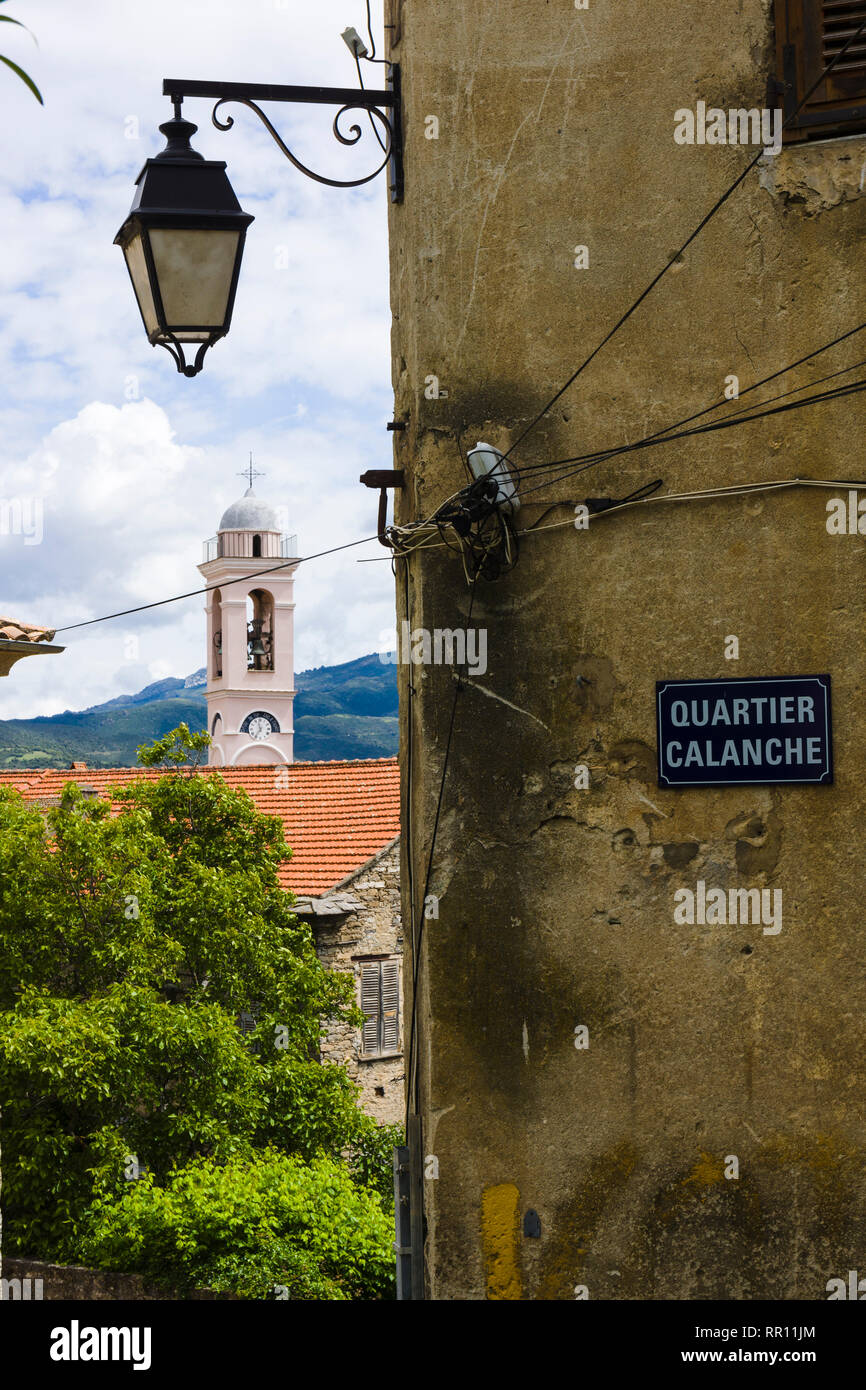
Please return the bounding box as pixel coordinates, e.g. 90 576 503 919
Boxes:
239 454 264 489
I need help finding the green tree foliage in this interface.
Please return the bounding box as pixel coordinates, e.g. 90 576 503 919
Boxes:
0 1 42 103
0 726 395 1298
80 1150 394 1300
349 1121 404 1208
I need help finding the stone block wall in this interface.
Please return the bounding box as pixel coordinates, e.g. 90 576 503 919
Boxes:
304 840 405 1128
0 1257 235 1300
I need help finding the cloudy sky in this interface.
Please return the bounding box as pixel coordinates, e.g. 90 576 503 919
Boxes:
0 0 394 717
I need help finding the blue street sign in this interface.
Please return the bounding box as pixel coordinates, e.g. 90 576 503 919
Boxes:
656 675 832 787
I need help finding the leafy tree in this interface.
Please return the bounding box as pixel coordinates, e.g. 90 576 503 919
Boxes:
80 1150 394 1300
349 1120 404 1208
0 1 42 103
0 726 395 1298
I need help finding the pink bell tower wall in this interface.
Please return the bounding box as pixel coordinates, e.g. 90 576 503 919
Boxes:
198 497 297 767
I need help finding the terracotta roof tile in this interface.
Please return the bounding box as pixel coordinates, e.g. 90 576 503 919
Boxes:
0 617 57 642
0 758 400 895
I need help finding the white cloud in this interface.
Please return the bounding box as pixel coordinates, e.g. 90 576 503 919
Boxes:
0 0 397 724
0 396 395 717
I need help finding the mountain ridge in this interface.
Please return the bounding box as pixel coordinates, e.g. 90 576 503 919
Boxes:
0 654 397 768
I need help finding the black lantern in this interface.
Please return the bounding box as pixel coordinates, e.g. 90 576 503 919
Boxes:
114 104 253 377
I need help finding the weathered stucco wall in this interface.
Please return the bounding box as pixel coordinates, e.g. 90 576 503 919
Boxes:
387 0 866 1298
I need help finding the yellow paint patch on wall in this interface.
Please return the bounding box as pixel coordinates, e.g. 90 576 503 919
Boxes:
683 1151 726 1187
758 1132 849 1173
481 1183 521 1300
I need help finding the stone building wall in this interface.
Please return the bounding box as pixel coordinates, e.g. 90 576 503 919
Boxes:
388 0 866 1298
298 839 404 1127
0 1258 235 1301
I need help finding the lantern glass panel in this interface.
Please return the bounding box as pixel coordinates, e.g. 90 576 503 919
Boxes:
149 228 241 339
122 230 159 337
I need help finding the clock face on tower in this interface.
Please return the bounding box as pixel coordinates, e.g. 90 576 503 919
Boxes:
241 711 280 741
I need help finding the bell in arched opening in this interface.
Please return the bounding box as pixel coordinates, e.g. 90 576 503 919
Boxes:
247 588 274 671
211 588 223 678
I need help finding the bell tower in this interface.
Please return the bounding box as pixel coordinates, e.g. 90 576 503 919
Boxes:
199 464 298 766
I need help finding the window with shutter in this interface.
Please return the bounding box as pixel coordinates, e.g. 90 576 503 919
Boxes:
381 959 401 1052
359 958 401 1057
360 962 382 1055
774 0 866 141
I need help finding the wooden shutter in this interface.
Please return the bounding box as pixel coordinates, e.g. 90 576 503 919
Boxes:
381 960 401 1052
775 0 866 140
360 962 382 1055
359 959 401 1056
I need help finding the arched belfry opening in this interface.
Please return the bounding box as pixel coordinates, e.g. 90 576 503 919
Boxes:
247 588 274 671
212 588 223 679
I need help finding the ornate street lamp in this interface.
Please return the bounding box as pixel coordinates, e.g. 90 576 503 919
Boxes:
116 66 402 378
114 103 253 377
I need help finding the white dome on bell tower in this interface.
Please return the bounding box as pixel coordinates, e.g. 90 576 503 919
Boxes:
198 462 298 768
218 487 280 533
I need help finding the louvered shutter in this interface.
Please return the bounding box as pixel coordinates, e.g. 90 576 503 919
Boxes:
381 960 401 1052
360 962 382 1055
775 0 866 139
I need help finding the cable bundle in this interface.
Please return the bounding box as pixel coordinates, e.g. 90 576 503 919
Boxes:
386 473 519 582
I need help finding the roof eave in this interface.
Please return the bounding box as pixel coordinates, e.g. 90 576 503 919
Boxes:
0 640 66 678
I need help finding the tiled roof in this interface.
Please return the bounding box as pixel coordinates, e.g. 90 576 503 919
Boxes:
0 616 56 642
0 758 401 895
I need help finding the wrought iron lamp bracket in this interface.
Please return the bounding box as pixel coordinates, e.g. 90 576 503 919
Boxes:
162 72 403 202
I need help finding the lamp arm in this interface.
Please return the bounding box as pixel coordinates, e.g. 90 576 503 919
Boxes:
211 96 393 190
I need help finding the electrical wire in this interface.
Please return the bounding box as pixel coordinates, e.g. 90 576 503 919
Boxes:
456 428 475 484
515 373 866 502
499 16 866 465
522 477 665 532
391 315 866 553
363 0 388 62
519 477 866 539
387 463 521 581
54 533 382 634
354 51 388 152
385 365 866 552
392 325 866 564
638 329 866 448
690 353 866 426
511 321 866 489
50 473 508 638
360 473 866 559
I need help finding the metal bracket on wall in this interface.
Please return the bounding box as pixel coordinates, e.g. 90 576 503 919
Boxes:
393 1113 425 1299
162 68 403 202
360 468 405 547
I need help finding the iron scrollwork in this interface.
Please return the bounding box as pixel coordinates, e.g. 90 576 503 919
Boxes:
211 95 394 190
162 72 404 202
